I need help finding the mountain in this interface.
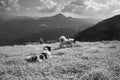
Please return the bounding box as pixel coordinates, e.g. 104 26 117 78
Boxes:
74 14 120 41
0 13 97 45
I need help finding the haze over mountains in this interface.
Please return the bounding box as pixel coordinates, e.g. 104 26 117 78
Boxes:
0 13 98 45
74 14 120 41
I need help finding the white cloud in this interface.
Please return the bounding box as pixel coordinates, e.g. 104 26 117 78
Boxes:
55 1 72 12
84 0 120 12
84 0 109 11
37 0 76 13
39 0 57 9
0 1 6 7
35 0 57 13
1 0 120 18
111 9 120 16
5 7 12 11
112 9 120 13
8 0 20 11
0 0 20 12
26 8 30 10
76 0 120 18
36 6 42 10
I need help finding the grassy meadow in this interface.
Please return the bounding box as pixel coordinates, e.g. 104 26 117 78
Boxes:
0 41 120 80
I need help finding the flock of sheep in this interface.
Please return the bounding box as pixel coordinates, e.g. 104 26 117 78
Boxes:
26 35 76 62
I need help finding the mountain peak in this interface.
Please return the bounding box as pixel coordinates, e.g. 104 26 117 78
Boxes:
53 13 66 18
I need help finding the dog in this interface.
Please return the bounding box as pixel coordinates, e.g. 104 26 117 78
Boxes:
26 55 38 62
37 46 52 61
26 46 52 62
59 36 76 48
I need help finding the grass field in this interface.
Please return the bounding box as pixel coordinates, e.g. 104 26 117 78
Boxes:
0 41 120 80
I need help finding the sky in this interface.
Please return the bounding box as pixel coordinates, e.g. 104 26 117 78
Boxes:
0 0 120 19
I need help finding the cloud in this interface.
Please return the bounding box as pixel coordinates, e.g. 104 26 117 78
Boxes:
36 6 42 10
0 0 20 12
55 0 73 12
40 0 57 9
37 0 76 13
62 0 120 18
82 0 120 17
84 0 109 11
0 1 7 11
35 0 57 13
7 0 20 11
112 9 120 13
38 6 56 13
111 9 120 16
70 0 85 6
0 1 6 7
26 8 30 10
62 4 75 13
1 0 120 18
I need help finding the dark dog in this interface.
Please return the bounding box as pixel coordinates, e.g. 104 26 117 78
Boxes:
26 46 52 62
26 55 38 62
38 53 48 61
38 46 52 61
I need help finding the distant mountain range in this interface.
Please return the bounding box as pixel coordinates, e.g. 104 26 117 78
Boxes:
0 13 98 45
74 14 120 41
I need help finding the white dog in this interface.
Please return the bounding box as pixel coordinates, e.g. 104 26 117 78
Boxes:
59 36 74 48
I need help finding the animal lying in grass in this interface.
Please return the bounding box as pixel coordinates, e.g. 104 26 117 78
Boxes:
59 36 76 48
26 46 52 62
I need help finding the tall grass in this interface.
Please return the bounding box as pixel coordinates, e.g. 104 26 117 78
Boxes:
0 41 120 80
